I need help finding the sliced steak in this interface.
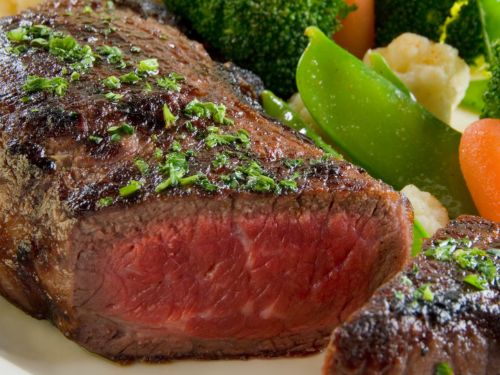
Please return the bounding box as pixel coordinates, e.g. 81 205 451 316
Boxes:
0 0 412 362
325 216 500 375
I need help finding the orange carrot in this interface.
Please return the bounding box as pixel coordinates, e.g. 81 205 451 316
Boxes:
333 0 375 59
459 119 500 221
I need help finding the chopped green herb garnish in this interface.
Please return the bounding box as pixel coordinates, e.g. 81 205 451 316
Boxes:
163 103 178 128
463 274 488 291
88 135 103 144
97 45 126 68
119 71 141 84
415 284 434 302
156 151 190 192
185 121 195 133
103 76 121 89
435 362 454 375
157 72 185 92
171 140 182 152
205 128 250 149
241 162 277 193
426 238 498 290
70 72 80 82
119 180 142 197
30 38 48 48
106 1 115 10
393 290 405 302
102 27 117 37
134 159 149 175
98 196 114 207
104 92 124 102
185 99 233 124
107 123 134 142
197 174 218 192
6 27 28 43
138 58 159 76
279 172 299 192
284 159 303 169
130 46 141 53
83 5 93 14
144 82 153 93
212 152 230 169
401 275 413 287
23 75 69 96
153 147 164 160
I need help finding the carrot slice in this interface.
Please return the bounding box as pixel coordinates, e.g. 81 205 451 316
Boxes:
333 0 375 58
459 119 500 221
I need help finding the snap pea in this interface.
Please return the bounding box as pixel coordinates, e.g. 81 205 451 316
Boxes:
365 52 411 96
261 90 340 157
296 27 476 218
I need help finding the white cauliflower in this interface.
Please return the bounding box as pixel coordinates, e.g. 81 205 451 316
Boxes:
402 184 449 236
364 33 470 124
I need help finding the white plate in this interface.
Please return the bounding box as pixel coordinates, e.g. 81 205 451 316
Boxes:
0 296 324 375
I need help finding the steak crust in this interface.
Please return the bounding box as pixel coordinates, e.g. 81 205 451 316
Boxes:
325 216 500 375
0 0 412 361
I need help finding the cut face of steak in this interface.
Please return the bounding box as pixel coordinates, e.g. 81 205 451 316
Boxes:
0 0 412 361
325 216 500 375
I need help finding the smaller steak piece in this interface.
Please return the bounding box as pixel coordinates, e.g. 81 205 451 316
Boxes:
324 216 500 375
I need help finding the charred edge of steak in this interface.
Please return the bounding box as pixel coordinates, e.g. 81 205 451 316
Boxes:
325 215 500 375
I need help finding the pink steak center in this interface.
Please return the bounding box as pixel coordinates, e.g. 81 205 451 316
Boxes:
75 207 384 340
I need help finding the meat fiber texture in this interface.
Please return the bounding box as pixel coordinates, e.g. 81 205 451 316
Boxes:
325 216 500 375
0 0 412 362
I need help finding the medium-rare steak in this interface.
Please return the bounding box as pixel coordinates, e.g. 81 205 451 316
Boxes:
325 216 500 375
0 0 412 361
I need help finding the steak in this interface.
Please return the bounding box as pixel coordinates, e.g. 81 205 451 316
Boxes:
325 216 500 375
0 0 412 362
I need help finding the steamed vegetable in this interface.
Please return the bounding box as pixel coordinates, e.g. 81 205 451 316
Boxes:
459 119 500 221
481 43 500 119
365 33 470 124
164 0 351 97
333 0 375 58
375 0 500 64
261 90 339 157
296 27 476 218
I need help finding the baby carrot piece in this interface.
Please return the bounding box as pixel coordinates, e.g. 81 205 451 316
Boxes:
459 119 500 221
333 0 375 58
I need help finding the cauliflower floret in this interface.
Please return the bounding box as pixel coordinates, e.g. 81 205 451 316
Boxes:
364 33 470 124
402 184 449 236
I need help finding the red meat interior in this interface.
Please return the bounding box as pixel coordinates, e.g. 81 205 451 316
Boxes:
74 197 395 341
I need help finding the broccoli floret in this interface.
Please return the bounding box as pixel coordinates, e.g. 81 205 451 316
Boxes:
481 44 500 119
445 1 487 63
165 0 350 97
375 0 454 47
375 0 488 64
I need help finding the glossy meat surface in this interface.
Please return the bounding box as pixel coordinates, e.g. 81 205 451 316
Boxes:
0 0 412 361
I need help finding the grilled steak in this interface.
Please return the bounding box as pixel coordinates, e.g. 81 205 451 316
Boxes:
325 216 500 375
0 0 412 362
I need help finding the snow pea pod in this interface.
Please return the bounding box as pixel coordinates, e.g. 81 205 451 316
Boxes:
261 90 340 157
297 27 476 218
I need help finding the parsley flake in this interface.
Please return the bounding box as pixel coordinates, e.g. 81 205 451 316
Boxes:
163 103 178 128
119 180 142 197
23 75 69 96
